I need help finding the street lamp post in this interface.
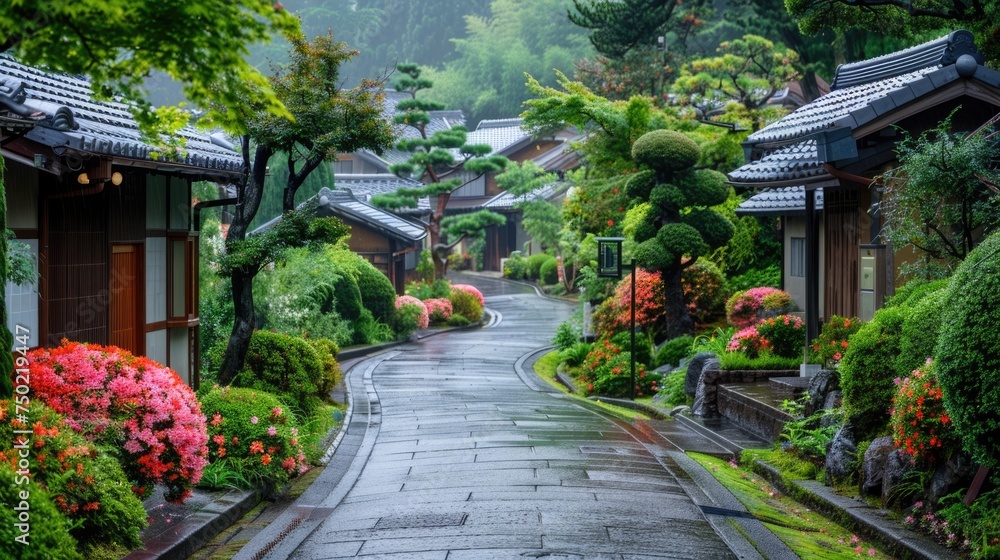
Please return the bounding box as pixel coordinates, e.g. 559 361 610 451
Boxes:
596 237 636 400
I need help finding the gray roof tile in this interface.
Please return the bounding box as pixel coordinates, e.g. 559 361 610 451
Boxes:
0 56 242 174
729 140 826 183
334 173 430 212
736 186 825 216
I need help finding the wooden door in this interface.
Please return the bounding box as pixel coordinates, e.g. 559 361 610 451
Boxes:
109 244 142 354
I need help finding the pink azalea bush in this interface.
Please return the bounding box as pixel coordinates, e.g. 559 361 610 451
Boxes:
727 326 771 358
26 340 209 503
725 287 794 329
395 294 429 330
423 298 453 323
450 284 485 306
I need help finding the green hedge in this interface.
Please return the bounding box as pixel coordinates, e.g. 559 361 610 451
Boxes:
838 306 906 439
937 231 1000 468
234 331 326 416
526 253 553 280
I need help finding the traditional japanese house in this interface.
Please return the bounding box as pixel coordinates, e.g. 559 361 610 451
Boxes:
1 56 242 385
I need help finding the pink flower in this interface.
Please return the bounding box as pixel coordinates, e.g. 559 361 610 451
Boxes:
267 426 278 436
251 416 259 425
851 535 860 544
868 549 876 556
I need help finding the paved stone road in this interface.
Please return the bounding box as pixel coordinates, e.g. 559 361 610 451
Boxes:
240 275 741 559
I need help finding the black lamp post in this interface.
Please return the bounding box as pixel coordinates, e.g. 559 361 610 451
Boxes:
596 237 636 400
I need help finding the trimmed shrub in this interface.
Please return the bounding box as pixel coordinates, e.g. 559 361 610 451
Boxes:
725 286 794 328
808 315 862 369
559 342 592 367
0 400 147 550
539 257 559 285
450 284 485 306
25 341 209 502
726 325 769 359
503 251 529 280
654 335 694 369
936 231 1000 468
353 259 397 323
682 258 727 324
526 253 552 279
0 461 82 560
725 264 782 293
423 298 453 323
199 387 308 489
593 269 665 336
897 287 947 379
611 330 653 367
838 306 907 439
890 360 959 467
449 289 483 323
446 314 471 327
235 331 326 416
884 277 948 309
394 294 429 337
308 338 342 396
754 314 806 359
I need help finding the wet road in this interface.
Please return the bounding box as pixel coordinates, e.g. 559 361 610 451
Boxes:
243 274 739 559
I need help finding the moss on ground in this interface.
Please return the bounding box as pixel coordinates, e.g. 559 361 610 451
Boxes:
689 452 898 559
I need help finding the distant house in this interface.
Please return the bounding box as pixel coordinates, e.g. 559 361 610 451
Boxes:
442 118 581 271
253 188 426 294
1 56 243 385
730 30 1000 339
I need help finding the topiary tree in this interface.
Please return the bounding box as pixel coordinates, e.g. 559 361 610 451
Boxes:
627 129 734 339
897 287 948 379
235 331 326 416
936 230 1000 468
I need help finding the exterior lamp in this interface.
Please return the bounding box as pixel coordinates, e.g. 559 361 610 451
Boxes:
111 171 124 186
596 237 637 400
76 172 90 185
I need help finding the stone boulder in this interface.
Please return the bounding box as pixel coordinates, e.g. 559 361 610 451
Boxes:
881 448 913 507
928 453 974 505
685 352 717 397
861 436 895 495
825 421 858 484
806 369 840 414
691 357 721 418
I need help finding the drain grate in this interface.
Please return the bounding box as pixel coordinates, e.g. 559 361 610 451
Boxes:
375 512 468 529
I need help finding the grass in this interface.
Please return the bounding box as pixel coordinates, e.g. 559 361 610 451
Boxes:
742 447 823 481
688 452 899 559
300 403 347 463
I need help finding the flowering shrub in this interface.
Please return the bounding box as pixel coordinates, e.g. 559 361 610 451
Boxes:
890 361 959 466
593 269 665 335
726 287 794 329
450 284 485 306
681 258 726 324
448 288 483 323
727 326 770 359
423 298 453 323
0 400 148 550
754 314 806 359
502 251 529 279
809 315 862 368
26 341 209 502
583 337 660 398
395 294 429 333
199 387 308 489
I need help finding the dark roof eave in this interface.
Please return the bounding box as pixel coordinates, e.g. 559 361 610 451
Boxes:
728 175 838 190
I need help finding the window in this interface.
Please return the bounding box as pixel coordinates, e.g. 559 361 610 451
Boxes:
791 237 806 277
167 237 197 323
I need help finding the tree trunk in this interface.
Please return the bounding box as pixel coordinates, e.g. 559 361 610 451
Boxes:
217 273 254 384
662 266 693 340
430 192 451 280
217 140 271 384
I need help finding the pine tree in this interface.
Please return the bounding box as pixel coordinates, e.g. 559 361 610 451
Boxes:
371 64 508 279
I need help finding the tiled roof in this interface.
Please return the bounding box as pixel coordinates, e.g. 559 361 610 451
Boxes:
0 56 242 175
736 186 825 216
333 173 430 212
463 118 531 155
830 30 982 90
369 90 465 167
729 140 827 184
746 66 940 145
252 187 427 243
481 182 566 211
318 188 426 242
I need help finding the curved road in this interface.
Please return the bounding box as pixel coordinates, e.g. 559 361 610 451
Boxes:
236 274 742 559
